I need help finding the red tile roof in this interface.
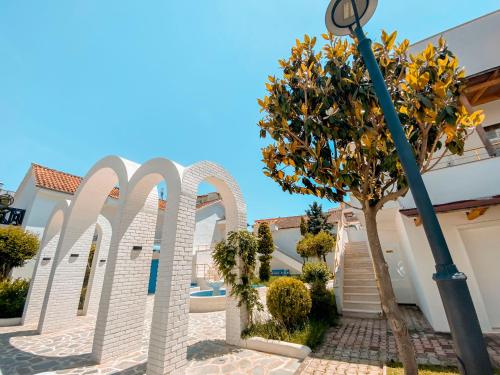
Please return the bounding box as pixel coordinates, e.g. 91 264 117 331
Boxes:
31 163 220 210
254 209 342 230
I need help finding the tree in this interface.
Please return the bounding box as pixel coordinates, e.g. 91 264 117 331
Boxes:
257 222 274 281
296 233 314 263
213 230 262 326
257 31 484 373
309 230 335 262
0 226 39 280
305 202 333 234
299 216 308 236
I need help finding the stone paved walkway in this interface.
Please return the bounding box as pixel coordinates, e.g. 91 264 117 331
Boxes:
0 296 300 375
298 305 500 375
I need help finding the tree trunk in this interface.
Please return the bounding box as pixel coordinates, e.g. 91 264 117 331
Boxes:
364 207 418 375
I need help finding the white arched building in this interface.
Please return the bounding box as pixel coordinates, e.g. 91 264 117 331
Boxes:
18 155 247 375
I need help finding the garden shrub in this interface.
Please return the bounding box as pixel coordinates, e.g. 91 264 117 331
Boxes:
0 278 30 318
302 262 336 323
0 226 39 279
266 277 311 330
302 262 331 287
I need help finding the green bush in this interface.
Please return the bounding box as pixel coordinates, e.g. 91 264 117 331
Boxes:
0 226 39 279
309 288 337 323
0 278 30 318
302 262 331 287
267 277 311 330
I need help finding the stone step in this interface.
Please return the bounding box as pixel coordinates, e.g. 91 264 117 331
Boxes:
343 272 375 280
344 285 379 294
344 292 380 303
343 278 378 287
343 300 382 311
344 265 374 272
342 308 383 319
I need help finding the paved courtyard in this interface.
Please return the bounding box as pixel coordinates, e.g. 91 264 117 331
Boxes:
0 296 300 375
299 305 500 375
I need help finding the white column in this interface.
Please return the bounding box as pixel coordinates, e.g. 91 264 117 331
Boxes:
22 233 61 326
38 224 96 333
147 192 195 375
92 191 158 363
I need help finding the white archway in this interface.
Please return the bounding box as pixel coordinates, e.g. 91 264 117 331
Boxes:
38 156 139 334
146 160 247 375
92 157 183 363
22 200 70 326
26 155 247 375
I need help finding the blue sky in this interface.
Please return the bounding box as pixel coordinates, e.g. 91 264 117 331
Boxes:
1 1 498 224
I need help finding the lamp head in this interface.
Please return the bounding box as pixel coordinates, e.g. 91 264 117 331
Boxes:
325 0 378 36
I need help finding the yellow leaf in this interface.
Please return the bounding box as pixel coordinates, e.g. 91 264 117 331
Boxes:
400 106 409 115
304 34 310 44
385 31 397 50
277 170 284 179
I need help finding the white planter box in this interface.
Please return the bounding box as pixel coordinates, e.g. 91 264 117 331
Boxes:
0 317 22 327
242 336 311 359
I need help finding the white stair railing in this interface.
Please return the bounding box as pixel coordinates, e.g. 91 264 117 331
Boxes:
332 210 349 313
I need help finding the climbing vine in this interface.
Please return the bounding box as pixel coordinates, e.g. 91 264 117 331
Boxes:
213 230 263 325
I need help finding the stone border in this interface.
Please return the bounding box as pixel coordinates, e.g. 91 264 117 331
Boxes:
242 336 311 359
0 317 22 327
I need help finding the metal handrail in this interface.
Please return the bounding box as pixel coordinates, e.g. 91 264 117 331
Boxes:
428 145 496 171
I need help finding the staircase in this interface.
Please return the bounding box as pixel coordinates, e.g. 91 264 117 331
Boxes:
342 241 382 318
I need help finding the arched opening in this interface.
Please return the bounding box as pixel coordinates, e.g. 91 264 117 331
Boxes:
22 201 69 326
92 158 183 364
37 156 136 334
79 215 113 317
146 161 246 375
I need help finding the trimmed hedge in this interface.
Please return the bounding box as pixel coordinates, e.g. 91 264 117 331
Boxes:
0 278 30 318
266 277 311 330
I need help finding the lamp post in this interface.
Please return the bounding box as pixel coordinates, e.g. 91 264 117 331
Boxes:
325 1 492 373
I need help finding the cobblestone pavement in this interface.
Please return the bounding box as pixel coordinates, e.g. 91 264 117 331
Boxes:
0 296 301 375
298 305 500 375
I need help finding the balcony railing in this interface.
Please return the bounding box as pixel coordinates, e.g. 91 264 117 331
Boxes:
0 207 26 226
428 145 497 171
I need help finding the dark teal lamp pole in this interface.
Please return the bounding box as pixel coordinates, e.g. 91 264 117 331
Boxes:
325 1 492 373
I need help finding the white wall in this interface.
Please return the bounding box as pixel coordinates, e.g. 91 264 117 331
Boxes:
410 11 500 77
192 202 225 248
394 205 500 332
399 156 500 209
271 227 302 262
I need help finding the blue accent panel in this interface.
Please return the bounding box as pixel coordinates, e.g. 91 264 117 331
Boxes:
148 259 159 294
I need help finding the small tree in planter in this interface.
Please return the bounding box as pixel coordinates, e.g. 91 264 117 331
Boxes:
213 230 262 326
257 32 483 372
0 226 39 280
257 222 274 282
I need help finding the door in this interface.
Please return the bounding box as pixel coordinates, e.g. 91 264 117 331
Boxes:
460 223 500 329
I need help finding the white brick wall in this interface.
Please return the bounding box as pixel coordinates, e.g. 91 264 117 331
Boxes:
147 161 247 375
37 223 96 333
22 202 69 327
92 189 158 363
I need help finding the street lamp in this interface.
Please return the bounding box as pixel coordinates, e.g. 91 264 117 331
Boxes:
325 1 492 374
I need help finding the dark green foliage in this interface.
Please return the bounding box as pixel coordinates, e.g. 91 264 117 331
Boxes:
302 262 336 323
302 262 331 287
300 217 308 236
257 223 274 282
305 202 333 235
266 277 311 330
0 226 39 280
213 230 263 325
242 319 330 349
0 278 30 318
